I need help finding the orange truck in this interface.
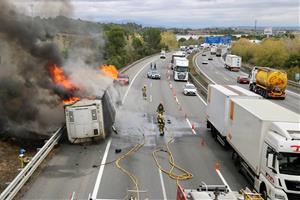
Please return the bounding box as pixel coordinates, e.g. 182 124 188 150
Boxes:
249 67 287 99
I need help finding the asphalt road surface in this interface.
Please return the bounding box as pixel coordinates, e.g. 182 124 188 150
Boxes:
195 51 300 114
23 54 250 200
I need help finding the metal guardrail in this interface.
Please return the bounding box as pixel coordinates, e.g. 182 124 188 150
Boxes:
0 126 65 200
288 80 300 88
120 53 160 73
0 54 159 200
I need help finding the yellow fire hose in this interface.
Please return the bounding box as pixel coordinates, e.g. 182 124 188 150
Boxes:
152 138 193 185
115 137 145 200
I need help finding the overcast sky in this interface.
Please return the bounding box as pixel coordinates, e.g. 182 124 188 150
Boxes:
15 0 300 28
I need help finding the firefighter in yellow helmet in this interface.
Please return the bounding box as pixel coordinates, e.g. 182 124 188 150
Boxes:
157 102 165 115
157 113 165 136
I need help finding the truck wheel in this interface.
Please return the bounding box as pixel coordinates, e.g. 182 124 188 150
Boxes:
206 121 211 129
249 84 253 91
260 184 267 200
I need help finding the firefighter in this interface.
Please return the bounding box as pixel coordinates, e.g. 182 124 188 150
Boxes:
142 85 147 99
156 102 165 115
157 113 165 136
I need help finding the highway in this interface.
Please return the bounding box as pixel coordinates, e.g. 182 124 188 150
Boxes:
195 52 300 114
23 53 250 199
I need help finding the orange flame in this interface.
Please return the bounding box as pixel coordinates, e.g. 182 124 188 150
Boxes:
48 64 80 104
100 64 119 80
48 64 77 90
63 97 80 105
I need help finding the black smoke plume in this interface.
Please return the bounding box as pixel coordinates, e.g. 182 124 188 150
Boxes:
0 0 74 139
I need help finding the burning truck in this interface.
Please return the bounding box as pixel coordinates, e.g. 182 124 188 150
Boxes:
48 64 117 143
64 91 115 143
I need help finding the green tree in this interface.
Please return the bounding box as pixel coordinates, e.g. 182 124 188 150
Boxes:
104 26 127 68
254 39 289 68
161 31 178 50
178 38 186 43
143 28 162 51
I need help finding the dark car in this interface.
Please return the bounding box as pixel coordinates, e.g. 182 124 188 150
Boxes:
208 57 213 60
237 76 250 84
147 70 161 79
202 53 206 56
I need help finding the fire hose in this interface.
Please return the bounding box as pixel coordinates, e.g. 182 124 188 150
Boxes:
115 136 145 200
152 137 193 184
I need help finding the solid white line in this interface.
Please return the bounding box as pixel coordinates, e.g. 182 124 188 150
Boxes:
91 139 112 200
158 169 168 200
286 89 300 98
150 95 152 102
122 60 155 104
185 118 196 135
196 93 207 106
194 54 216 84
216 169 232 192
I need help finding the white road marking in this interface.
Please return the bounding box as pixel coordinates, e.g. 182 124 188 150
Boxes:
194 55 216 84
185 118 196 135
158 169 168 200
216 169 232 192
150 95 152 102
224 77 229 81
91 139 112 200
196 93 207 106
286 89 300 98
122 60 155 105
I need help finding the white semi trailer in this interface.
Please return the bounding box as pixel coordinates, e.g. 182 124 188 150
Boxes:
207 87 300 200
206 84 262 146
225 55 241 72
64 91 115 143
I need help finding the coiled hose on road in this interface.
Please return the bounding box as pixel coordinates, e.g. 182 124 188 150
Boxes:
152 138 193 184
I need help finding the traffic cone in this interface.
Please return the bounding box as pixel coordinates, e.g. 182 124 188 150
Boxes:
201 138 206 146
192 123 195 130
215 161 220 170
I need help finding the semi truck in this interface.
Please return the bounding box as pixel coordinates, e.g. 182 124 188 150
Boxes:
206 85 262 146
249 67 287 99
210 46 217 55
64 91 116 143
225 55 241 71
206 87 300 200
216 47 222 57
173 57 189 81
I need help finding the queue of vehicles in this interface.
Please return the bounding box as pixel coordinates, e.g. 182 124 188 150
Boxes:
206 84 300 200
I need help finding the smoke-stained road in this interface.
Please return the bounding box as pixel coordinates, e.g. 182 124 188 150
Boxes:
23 53 251 199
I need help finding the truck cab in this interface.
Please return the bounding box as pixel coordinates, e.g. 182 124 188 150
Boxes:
257 122 300 200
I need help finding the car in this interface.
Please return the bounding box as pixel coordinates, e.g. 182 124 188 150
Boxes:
202 60 208 64
202 53 206 56
114 74 129 85
237 75 250 84
183 83 197 96
147 70 161 79
208 57 213 60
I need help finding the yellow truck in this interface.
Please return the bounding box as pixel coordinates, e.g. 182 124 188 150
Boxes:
249 67 287 99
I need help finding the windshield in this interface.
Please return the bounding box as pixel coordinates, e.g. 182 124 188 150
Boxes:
278 152 300 175
175 66 188 72
186 85 195 89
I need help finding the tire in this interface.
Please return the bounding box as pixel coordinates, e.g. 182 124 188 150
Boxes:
249 84 253 91
260 184 267 200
